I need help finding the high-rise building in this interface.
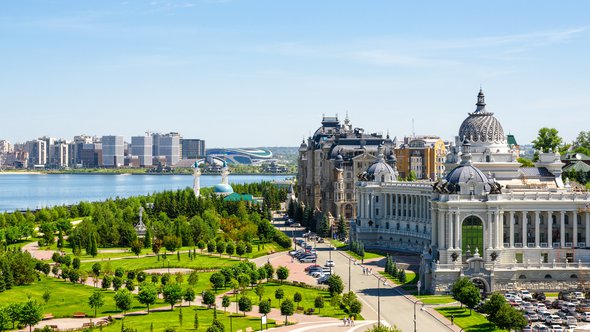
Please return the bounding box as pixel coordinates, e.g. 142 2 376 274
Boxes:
49 140 69 168
101 136 124 167
81 143 101 167
181 139 206 159
131 135 153 167
152 132 180 166
25 139 47 167
0 140 13 154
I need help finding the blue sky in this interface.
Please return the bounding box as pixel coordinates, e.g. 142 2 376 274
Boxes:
1 1 589 147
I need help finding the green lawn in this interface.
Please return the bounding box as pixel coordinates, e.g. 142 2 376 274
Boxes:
0 277 121 318
96 306 277 332
435 307 505 332
79 252 239 272
415 295 456 305
379 270 418 293
229 282 352 319
329 239 347 249
346 250 384 260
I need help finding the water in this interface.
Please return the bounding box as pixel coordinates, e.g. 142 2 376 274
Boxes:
0 173 291 212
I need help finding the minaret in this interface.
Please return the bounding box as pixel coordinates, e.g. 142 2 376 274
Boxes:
221 161 229 185
193 162 201 197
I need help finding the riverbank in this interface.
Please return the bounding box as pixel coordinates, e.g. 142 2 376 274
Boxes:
0 169 296 176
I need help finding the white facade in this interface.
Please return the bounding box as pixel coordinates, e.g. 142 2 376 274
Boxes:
352 90 590 294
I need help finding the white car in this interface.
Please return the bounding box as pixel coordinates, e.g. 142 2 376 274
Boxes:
582 312 590 322
325 260 335 267
536 303 547 312
551 326 563 332
519 290 533 300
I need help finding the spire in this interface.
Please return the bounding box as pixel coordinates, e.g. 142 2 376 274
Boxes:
460 139 473 165
474 88 487 113
377 144 385 161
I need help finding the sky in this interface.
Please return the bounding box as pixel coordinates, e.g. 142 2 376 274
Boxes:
1 1 589 148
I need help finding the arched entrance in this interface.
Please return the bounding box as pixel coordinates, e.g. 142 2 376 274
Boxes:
470 277 490 297
462 216 484 261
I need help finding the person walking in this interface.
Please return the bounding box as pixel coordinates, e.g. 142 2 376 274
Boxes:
451 314 454 325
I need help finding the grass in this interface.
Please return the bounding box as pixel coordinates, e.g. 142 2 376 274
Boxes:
545 292 558 298
379 270 418 293
436 307 505 332
329 239 347 249
96 306 277 332
0 276 121 318
79 252 239 272
346 250 384 260
415 295 456 305
229 282 353 319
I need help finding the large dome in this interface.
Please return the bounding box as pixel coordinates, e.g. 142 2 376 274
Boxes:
363 145 397 182
213 183 234 194
458 90 506 144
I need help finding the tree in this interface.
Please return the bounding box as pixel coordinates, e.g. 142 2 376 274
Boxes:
102 275 112 289
235 241 246 258
202 290 216 309
258 298 271 330
482 292 507 322
72 257 81 269
114 289 133 314
407 170 417 181
314 296 324 314
163 283 183 310
88 233 98 257
276 266 289 283
193 311 199 329
462 283 482 314
138 283 158 313
293 292 302 309
143 228 153 249
163 235 181 254
188 271 199 287
88 291 104 318
112 276 124 290
184 287 196 306
318 214 330 238
451 277 471 308
91 262 101 276
492 303 528 331
532 127 563 153
336 216 348 240
576 131 590 149
0 306 10 332
19 300 43 332
263 262 274 281
6 303 21 329
255 283 265 301
280 298 294 326
225 242 235 258
221 295 231 312
130 239 143 256
517 157 534 167
210 272 225 291
216 241 226 257
238 296 252 316
275 288 285 306
42 289 51 304
327 274 344 296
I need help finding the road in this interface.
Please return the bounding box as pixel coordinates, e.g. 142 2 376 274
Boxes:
274 216 458 332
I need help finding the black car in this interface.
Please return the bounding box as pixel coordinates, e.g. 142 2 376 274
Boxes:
533 292 546 301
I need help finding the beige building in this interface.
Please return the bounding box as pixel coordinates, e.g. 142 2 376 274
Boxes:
394 136 447 180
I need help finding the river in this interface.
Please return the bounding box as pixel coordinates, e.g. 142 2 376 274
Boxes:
0 173 291 212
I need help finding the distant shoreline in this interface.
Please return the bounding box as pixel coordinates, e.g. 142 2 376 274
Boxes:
0 170 296 176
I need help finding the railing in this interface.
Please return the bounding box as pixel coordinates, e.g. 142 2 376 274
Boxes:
527 243 535 248
540 243 549 248
354 227 431 240
498 191 590 201
565 242 573 248
514 243 523 248
433 260 590 271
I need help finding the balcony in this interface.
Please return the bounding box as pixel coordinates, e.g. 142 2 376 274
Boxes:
354 227 431 240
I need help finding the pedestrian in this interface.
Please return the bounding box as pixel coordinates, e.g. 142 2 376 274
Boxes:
343 317 347 326
451 314 454 325
351 317 355 326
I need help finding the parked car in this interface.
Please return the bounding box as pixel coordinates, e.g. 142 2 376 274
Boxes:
318 238 325 243
525 310 538 321
574 291 585 300
317 275 330 284
536 303 547 312
566 316 578 326
519 290 533 300
533 292 547 301
304 264 321 272
325 260 335 267
548 314 562 325
559 291 575 302
550 326 563 332
582 312 590 322
533 324 550 332
299 256 317 263
291 223 301 227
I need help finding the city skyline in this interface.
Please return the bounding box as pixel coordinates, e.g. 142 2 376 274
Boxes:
1 1 589 146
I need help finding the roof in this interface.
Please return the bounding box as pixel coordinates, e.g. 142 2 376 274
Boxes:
518 167 554 179
562 153 590 162
563 160 590 173
223 193 262 204
507 134 518 146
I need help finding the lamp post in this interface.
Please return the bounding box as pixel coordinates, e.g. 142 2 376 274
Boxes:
348 255 351 293
377 276 388 327
414 300 425 332
167 259 170 274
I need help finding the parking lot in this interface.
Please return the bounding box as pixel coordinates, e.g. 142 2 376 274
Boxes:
502 290 590 331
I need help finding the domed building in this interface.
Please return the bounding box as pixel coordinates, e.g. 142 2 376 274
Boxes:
351 89 590 295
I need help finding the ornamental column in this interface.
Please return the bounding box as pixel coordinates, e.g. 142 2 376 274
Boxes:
431 207 438 247
547 211 553 247
496 211 503 248
573 210 578 247
447 212 454 250
438 210 445 249
488 211 493 249
509 211 515 248
534 211 540 248
454 211 461 249
560 211 566 247
522 211 527 247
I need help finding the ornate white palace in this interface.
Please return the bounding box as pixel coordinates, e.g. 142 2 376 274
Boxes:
351 90 590 294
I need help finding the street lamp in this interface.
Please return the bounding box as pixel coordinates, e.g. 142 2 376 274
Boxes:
167 259 170 274
413 300 425 332
348 255 352 293
377 276 388 327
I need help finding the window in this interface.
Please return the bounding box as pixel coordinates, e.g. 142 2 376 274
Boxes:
375 196 379 203
375 208 379 216
541 253 548 263
386 222 389 229
406 224 410 230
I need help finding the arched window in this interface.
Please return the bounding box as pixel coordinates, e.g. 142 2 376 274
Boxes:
571 274 578 279
544 274 552 279
518 275 527 279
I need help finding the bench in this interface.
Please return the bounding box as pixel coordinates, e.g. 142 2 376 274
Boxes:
82 322 94 328
49 325 58 330
245 327 253 332
73 312 86 318
42 313 54 320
